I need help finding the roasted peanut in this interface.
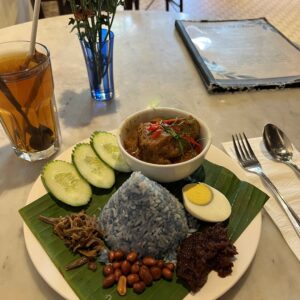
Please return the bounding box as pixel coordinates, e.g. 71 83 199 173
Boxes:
121 260 131 275
131 263 140 274
102 274 115 288
114 268 122 282
156 259 165 269
108 251 115 263
165 262 175 272
133 281 146 294
114 250 125 261
112 261 122 269
142 256 156 267
126 251 138 263
162 267 173 280
150 266 162 280
117 275 127 296
88 261 97 271
127 273 140 286
139 265 153 286
103 264 114 276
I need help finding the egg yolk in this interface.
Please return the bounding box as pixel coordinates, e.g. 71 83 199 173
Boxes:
184 183 212 205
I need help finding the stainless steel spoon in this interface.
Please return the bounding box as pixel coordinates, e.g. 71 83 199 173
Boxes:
263 123 300 176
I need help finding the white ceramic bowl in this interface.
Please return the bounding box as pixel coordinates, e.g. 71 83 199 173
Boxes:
117 107 212 182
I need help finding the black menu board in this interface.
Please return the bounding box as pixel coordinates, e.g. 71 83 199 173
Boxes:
175 18 300 93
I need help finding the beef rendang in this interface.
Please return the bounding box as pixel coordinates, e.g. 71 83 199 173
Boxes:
124 116 203 164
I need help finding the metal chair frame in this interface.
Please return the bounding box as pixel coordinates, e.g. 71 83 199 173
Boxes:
166 0 183 12
124 0 140 10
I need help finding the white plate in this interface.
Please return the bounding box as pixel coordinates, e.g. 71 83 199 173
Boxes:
23 144 262 300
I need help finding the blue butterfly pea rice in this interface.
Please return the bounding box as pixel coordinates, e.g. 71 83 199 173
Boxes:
99 171 189 259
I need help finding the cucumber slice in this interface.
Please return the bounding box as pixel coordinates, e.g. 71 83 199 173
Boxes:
42 160 92 206
72 143 115 189
91 131 131 173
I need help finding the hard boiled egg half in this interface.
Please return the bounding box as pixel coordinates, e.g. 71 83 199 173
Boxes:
182 183 232 222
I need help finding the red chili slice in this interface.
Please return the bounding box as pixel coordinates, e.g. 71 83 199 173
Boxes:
182 135 202 152
162 118 178 124
147 124 160 131
151 130 162 139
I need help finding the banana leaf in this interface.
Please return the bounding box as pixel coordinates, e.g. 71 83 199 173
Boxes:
19 160 268 300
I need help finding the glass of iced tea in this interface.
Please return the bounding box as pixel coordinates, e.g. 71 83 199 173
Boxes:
0 41 60 161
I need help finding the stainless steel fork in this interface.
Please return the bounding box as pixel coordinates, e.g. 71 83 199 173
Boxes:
232 133 300 237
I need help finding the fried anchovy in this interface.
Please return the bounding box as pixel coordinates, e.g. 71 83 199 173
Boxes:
39 211 105 271
38 215 60 225
65 256 89 271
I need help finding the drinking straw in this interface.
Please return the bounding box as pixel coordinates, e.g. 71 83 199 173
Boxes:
29 0 41 57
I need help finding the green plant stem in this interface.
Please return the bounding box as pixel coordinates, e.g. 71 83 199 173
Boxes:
67 0 122 86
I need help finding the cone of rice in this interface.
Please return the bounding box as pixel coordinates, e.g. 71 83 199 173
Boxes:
99 172 189 258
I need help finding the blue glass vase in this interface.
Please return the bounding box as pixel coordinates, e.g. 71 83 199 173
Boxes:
79 29 114 101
